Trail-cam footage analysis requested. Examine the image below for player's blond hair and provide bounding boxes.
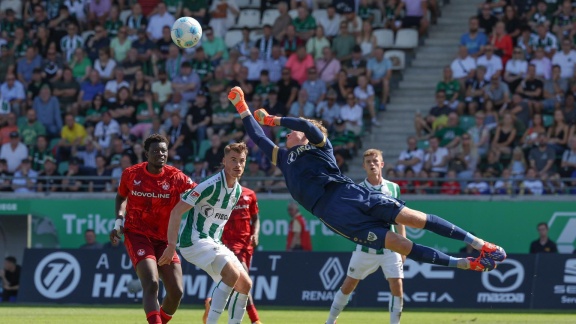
[301,118,328,137]
[363,149,383,161]
[224,142,248,156]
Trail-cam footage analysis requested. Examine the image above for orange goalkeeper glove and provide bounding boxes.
[254,109,276,127]
[228,86,249,114]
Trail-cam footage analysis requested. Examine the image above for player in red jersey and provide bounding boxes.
[109,134,196,324]
[202,185,262,324]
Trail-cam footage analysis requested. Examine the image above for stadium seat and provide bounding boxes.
[261,9,280,26]
[120,10,131,24]
[459,115,476,131]
[236,9,261,28]
[250,29,263,42]
[312,9,327,22]
[49,138,60,151]
[371,9,383,28]
[384,50,405,70]
[224,29,243,48]
[543,114,554,127]
[236,0,252,8]
[197,140,212,160]
[417,139,430,150]
[393,29,419,49]
[58,161,69,175]
[288,9,298,19]
[373,29,394,48]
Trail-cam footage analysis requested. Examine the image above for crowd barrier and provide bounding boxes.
[19,249,576,309]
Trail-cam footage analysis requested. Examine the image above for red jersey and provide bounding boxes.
[222,187,259,251]
[118,163,196,241]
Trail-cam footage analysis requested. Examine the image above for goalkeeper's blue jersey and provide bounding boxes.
[276,139,354,213]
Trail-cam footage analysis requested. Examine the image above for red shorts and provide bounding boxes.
[124,231,180,268]
[229,246,254,269]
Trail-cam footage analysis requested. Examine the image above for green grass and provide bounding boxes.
[0,305,575,323]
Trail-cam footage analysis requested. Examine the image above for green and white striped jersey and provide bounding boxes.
[355,178,401,255]
[178,170,242,248]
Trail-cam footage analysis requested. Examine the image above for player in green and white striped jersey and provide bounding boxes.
[159,143,251,324]
[327,149,405,324]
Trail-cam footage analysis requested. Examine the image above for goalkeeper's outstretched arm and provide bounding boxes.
[279,117,326,147]
[239,110,280,165]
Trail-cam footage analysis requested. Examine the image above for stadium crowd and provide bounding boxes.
[0,0,574,195]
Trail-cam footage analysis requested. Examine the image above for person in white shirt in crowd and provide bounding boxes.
[476,44,503,81]
[0,73,26,114]
[146,2,175,41]
[354,75,380,126]
[465,170,490,195]
[11,158,37,193]
[208,0,239,38]
[0,131,28,173]
[94,111,120,152]
[504,47,528,92]
[396,136,425,174]
[467,111,491,157]
[451,45,477,83]
[151,70,172,107]
[301,67,326,106]
[530,46,552,80]
[288,89,315,118]
[315,89,341,129]
[318,5,341,39]
[340,93,364,135]
[520,168,544,195]
[75,138,101,169]
[60,22,83,62]
[104,67,129,103]
[531,23,558,57]
[424,136,450,178]
[266,45,287,83]
[306,26,330,60]
[552,39,576,79]
[316,47,341,85]
[243,48,266,84]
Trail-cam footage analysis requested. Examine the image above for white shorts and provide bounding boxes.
[346,250,404,280]
[179,239,245,282]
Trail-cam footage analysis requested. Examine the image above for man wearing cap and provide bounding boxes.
[11,158,37,193]
[0,131,28,173]
[37,156,60,192]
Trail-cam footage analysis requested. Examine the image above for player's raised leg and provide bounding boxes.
[394,207,507,262]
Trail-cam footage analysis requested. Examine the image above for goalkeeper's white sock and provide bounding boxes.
[326,289,350,324]
[227,291,249,324]
[389,295,403,324]
[206,281,233,324]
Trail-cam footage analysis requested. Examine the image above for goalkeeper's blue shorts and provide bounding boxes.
[312,182,406,250]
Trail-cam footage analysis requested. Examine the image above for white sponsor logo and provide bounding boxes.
[378,291,454,303]
[403,259,455,279]
[131,191,170,198]
[478,259,525,303]
[367,232,377,241]
[319,257,344,290]
[564,259,576,283]
[162,182,170,190]
[406,227,425,239]
[133,180,141,186]
[548,212,576,253]
[554,259,576,304]
[34,252,81,299]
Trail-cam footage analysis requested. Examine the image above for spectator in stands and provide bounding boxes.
[551,0,573,40]
[552,39,576,79]
[516,64,544,114]
[149,69,171,107]
[342,46,366,87]
[468,111,491,157]
[318,5,341,39]
[560,137,576,179]
[0,113,18,146]
[521,114,546,150]
[0,131,28,174]
[60,22,83,62]
[204,133,225,172]
[89,155,112,192]
[0,158,11,192]
[58,113,87,160]
[490,22,513,66]
[37,155,60,192]
[547,109,570,155]
[80,229,103,249]
[266,45,288,83]
[265,89,287,117]
[255,70,275,100]
[17,47,42,85]
[69,48,92,83]
[529,133,557,177]
[209,91,235,137]
[354,74,379,126]
[86,24,111,63]
[529,222,558,253]
[53,68,81,114]
[493,168,516,194]
[93,47,116,81]
[285,45,315,85]
[491,112,517,156]
[110,26,132,63]
[315,89,341,129]
[481,149,504,177]
[189,156,210,183]
[104,67,129,103]
[131,92,159,139]
[110,153,132,188]
[208,0,239,38]
[0,256,20,302]
[0,44,15,82]
[328,22,356,58]
[146,2,175,41]
[441,170,461,195]
[42,46,65,83]
[542,65,568,113]
[453,132,478,185]
[29,135,51,172]
[531,46,552,80]
[75,138,100,169]
[397,0,429,37]
[236,27,254,58]
[328,118,356,161]
[10,27,30,60]
[414,91,451,137]
[424,136,449,178]
[532,23,558,57]
[164,45,183,81]
[33,85,62,138]
[465,170,490,195]
[131,29,154,69]
[528,1,550,30]
[293,6,316,41]
[125,3,147,41]
[340,93,363,135]
[451,45,477,83]
[255,24,278,61]
[171,62,200,103]
[166,112,192,160]
[504,47,528,93]
[78,70,105,110]
[356,20,377,58]
[502,5,522,39]
[478,2,498,35]
[18,109,46,148]
[396,136,425,175]
[0,73,25,115]
[229,66,254,101]
[301,67,326,106]
[520,167,544,195]
[460,16,487,58]
[314,47,340,86]
[343,9,362,37]
[241,157,266,192]
[414,170,434,194]
[34,25,51,59]
[94,111,119,151]
[484,73,510,110]
[11,157,37,193]
[476,45,503,81]
[163,91,189,130]
[306,25,330,60]
[272,2,293,41]
[436,66,462,111]
[367,47,392,110]
[435,112,464,149]
[288,88,315,118]
[243,48,266,85]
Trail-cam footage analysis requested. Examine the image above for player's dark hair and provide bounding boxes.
[5,256,16,264]
[224,142,248,156]
[144,134,169,151]
[537,222,548,229]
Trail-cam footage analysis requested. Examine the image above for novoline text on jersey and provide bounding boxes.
[131,190,171,198]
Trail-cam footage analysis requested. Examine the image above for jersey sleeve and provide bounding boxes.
[181,181,215,206]
[249,191,259,215]
[394,183,401,199]
[118,169,131,197]
[280,117,326,147]
[177,172,197,193]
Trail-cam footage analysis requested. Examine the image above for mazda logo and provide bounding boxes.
[481,259,524,292]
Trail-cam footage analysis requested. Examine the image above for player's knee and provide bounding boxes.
[142,278,160,295]
[340,277,358,295]
[167,282,184,300]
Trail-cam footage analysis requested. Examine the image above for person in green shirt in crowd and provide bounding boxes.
[292,6,316,41]
[209,92,236,136]
[0,9,23,39]
[29,135,53,172]
[202,27,228,65]
[182,0,208,25]
[191,47,213,83]
[436,66,463,111]
[104,5,124,38]
[254,70,276,100]
[329,119,358,160]
[133,92,162,138]
[69,48,92,82]
[207,65,229,104]
[85,94,109,124]
[18,109,46,148]
[331,21,356,61]
[435,112,465,148]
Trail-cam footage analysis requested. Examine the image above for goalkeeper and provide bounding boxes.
[227,87,505,271]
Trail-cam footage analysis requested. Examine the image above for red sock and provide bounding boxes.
[146,310,162,324]
[246,304,259,322]
[160,307,173,324]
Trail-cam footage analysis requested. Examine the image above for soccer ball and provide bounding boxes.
[171,17,202,49]
[127,278,142,293]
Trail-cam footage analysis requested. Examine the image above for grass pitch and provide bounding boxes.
[0,305,574,323]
